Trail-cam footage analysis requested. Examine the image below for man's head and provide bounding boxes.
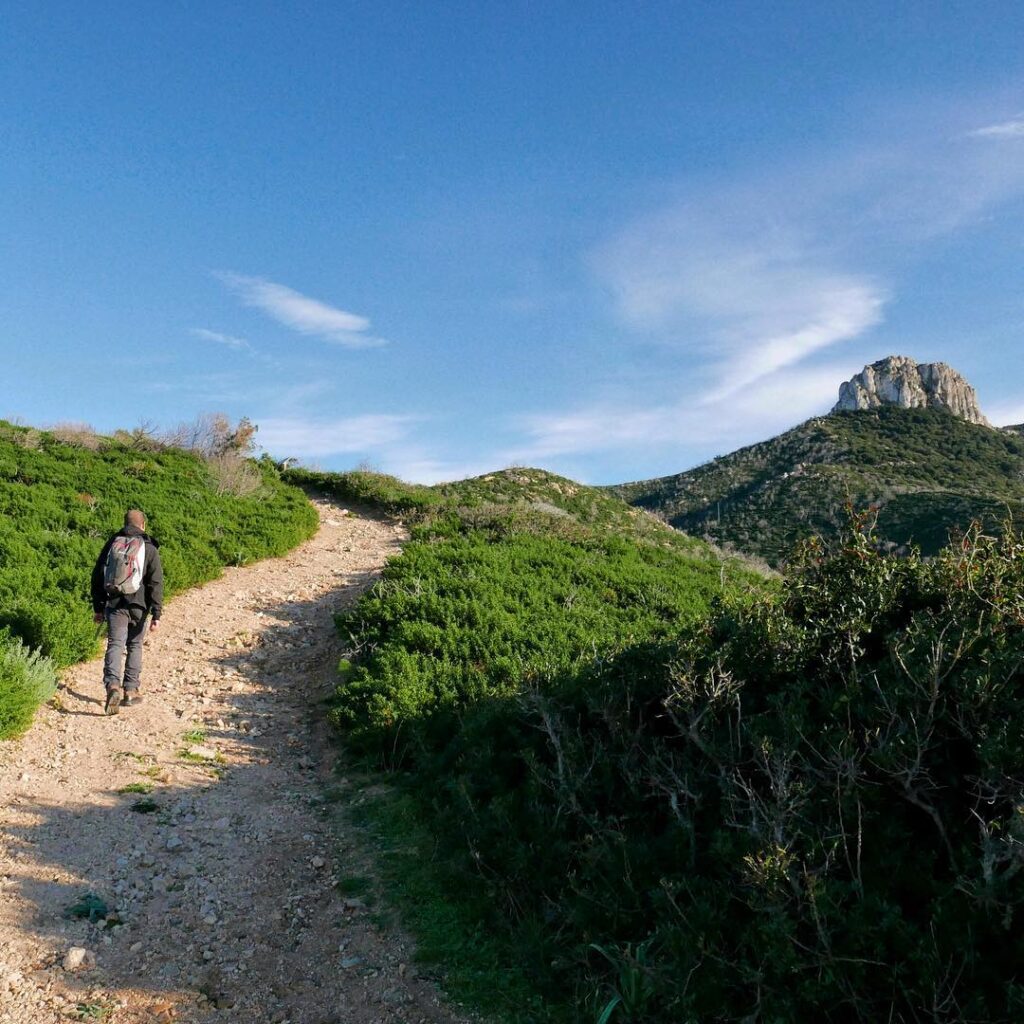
[124,509,146,531]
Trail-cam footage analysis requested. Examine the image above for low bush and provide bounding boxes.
[206,452,263,497]
[0,630,58,739]
[284,466,442,516]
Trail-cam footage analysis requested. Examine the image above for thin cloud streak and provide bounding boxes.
[594,103,1024,407]
[190,327,251,350]
[216,272,387,348]
[506,364,852,466]
[257,414,415,459]
[968,118,1024,138]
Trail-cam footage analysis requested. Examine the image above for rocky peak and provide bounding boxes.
[832,356,989,426]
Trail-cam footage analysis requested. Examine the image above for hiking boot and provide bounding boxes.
[104,688,122,716]
[122,691,143,707]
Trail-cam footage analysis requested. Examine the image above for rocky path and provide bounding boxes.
[0,501,467,1024]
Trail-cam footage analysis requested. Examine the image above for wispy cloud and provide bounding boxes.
[968,118,1024,139]
[190,327,251,351]
[588,101,1024,429]
[507,363,853,466]
[257,414,415,459]
[216,272,387,348]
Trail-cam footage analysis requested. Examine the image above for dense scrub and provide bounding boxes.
[0,421,317,731]
[334,466,1024,1020]
[614,407,1024,565]
[328,468,764,758]
[421,521,1024,1021]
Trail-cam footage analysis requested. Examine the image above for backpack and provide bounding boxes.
[104,535,147,598]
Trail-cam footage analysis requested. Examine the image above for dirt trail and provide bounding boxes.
[0,500,467,1024]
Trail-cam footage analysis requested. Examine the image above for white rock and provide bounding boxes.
[61,947,94,972]
[833,355,990,425]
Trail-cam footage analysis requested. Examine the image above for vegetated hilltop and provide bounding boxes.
[285,464,768,1016]
[0,419,317,739]
[291,470,766,741]
[614,368,1024,565]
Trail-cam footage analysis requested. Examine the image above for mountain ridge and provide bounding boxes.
[612,404,1024,565]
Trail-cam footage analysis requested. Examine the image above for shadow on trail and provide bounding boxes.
[0,518,454,1024]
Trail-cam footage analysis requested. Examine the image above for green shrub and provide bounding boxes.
[284,466,441,516]
[0,629,58,739]
[319,464,767,1017]
[331,471,764,760]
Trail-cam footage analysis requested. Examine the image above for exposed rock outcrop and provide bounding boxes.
[832,356,989,425]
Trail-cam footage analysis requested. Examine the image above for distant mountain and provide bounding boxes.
[613,358,1024,565]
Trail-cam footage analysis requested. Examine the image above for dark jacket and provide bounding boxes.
[91,526,164,622]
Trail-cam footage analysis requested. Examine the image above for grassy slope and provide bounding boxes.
[287,465,769,1019]
[612,407,1024,565]
[0,422,318,737]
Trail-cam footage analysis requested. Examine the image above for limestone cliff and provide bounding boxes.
[832,356,989,425]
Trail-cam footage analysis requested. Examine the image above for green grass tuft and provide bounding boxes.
[117,782,154,794]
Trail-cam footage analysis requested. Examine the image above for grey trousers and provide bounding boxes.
[103,608,148,693]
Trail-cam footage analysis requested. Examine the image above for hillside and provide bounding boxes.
[282,465,768,1018]
[290,462,1024,1020]
[0,420,317,737]
[612,406,1024,565]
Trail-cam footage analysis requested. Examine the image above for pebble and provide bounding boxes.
[310,856,326,869]
[166,836,183,852]
[61,947,94,972]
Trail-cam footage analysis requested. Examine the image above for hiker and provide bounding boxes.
[90,509,164,716]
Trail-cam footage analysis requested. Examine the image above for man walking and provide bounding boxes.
[91,509,164,716]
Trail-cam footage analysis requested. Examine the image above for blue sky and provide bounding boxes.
[3,3,1024,483]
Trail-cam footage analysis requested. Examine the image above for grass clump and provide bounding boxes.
[117,781,154,795]
[0,629,58,739]
[64,891,108,922]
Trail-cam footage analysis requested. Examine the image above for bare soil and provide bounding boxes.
[0,500,468,1024]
